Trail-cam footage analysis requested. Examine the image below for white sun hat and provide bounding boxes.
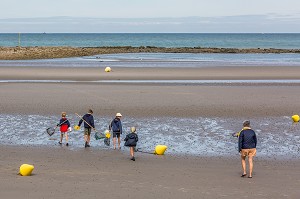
[116,113,122,117]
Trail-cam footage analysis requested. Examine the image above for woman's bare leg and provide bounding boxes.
[241,156,247,175]
[249,156,254,177]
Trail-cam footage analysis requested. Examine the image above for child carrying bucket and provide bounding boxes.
[124,127,138,161]
[58,112,71,146]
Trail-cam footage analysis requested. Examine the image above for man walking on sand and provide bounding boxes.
[238,120,257,178]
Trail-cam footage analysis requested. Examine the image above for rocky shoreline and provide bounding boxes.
[1,46,300,60]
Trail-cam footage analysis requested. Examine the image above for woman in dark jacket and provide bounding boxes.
[124,127,138,161]
[238,120,257,178]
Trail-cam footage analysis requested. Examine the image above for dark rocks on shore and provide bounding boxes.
[0,46,300,60]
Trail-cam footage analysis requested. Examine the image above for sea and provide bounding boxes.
[1,33,300,157]
[1,33,300,49]
[1,33,300,67]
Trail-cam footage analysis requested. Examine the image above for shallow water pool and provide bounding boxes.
[0,114,299,159]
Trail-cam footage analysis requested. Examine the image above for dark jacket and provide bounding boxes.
[109,117,122,134]
[78,114,94,129]
[58,118,70,127]
[124,133,138,147]
[238,129,257,152]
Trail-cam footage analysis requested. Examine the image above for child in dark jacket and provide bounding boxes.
[124,127,138,161]
[109,113,123,150]
[58,112,71,146]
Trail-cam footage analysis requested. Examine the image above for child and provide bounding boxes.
[109,113,123,150]
[124,127,138,161]
[58,112,71,146]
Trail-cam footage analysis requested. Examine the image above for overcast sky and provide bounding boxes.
[1,0,300,32]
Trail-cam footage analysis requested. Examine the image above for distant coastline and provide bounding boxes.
[1,46,300,60]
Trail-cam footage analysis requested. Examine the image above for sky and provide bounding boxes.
[1,0,300,33]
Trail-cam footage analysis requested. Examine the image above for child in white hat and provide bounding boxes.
[109,113,123,149]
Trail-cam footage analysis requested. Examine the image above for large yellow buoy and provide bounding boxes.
[292,115,300,122]
[105,67,111,72]
[154,145,167,155]
[19,164,34,176]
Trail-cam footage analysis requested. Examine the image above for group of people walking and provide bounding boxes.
[56,109,138,161]
[56,109,257,171]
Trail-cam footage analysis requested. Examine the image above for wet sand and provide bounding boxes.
[1,146,299,199]
[1,65,300,198]
[1,66,300,117]
[1,65,300,81]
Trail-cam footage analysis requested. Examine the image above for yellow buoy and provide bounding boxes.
[74,125,80,131]
[105,67,111,72]
[292,115,300,122]
[154,145,167,155]
[19,164,34,176]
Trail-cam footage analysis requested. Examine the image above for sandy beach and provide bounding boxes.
[1,145,300,199]
[1,64,300,198]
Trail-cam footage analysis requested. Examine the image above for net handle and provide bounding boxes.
[75,113,98,133]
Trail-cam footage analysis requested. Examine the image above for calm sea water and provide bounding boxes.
[1,33,300,49]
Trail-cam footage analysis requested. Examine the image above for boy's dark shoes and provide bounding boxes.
[58,141,62,145]
[131,157,135,161]
[85,142,88,148]
[66,143,69,146]
[241,174,247,177]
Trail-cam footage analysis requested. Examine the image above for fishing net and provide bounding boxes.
[94,132,106,140]
[46,127,55,136]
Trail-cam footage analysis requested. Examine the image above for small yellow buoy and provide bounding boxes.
[105,67,111,72]
[154,145,167,155]
[19,164,34,176]
[74,125,80,131]
[292,115,300,122]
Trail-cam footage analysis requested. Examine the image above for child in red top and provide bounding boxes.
[58,112,71,146]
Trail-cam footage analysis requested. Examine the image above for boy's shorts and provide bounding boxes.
[241,148,256,157]
[113,132,121,138]
[84,128,92,136]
